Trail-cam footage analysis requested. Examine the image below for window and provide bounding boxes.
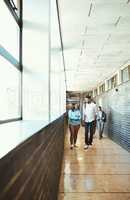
[99,84,105,94]
[108,79,111,90]
[0,0,22,123]
[88,91,93,97]
[111,75,117,89]
[122,65,130,83]
[107,75,117,90]
[0,57,21,120]
[129,65,130,78]
[94,88,98,97]
[0,1,19,59]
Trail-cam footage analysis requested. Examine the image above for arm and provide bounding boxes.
[83,108,86,121]
[94,105,97,120]
[68,110,72,120]
[102,111,106,122]
[77,110,81,120]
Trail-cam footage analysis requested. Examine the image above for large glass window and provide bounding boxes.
[0,0,21,123]
[0,56,21,120]
[0,1,19,60]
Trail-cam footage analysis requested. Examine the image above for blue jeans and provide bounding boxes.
[97,120,104,138]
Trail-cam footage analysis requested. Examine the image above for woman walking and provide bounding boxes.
[68,104,81,149]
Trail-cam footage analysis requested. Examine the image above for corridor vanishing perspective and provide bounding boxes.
[58,127,130,200]
[1,0,130,199]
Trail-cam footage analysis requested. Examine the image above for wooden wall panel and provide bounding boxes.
[0,116,66,200]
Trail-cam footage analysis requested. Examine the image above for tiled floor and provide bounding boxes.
[58,127,130,200]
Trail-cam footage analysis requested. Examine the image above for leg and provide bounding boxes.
[100,121,104,138]
[93,120,96,135]
[69,125,74,145]
[89,121,94,145]
[74,125,80,145]
[97,120,101,139]
[99,121,102,139]
[85,122,89,145]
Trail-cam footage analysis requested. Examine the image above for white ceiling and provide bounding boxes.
[59,0,130,91]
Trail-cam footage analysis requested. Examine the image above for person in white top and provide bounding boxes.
[83,96,97,149]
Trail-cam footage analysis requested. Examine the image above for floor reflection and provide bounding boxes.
[59,127,130,200]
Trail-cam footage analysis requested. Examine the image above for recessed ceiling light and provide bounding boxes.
[115,16,121,27]
[88,3,93,17]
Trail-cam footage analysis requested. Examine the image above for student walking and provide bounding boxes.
[68,104,81,149]
[96,106,106,139]
[83,97,97,149]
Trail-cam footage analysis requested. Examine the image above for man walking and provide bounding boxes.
[83,96,97,149]
[96,106,106,139]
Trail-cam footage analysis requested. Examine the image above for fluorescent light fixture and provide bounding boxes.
[88,3,93,17]
[115,16,121,27]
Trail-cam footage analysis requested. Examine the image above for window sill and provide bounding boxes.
[0,120,49,159]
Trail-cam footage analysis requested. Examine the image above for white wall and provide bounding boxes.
[22,0,66,122]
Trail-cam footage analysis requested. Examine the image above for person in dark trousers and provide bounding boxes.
[83,97,97,149]
[96,106,106,139]
[68,104,81,149]
[92,100,97,135]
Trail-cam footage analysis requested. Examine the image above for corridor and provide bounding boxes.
[1,0,130,199]
[58,127,130,200]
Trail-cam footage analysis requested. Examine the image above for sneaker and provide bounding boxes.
[70,145,73,149]
[74,144,78,148]
[84,145,88,149]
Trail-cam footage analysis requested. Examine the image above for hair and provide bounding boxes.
[75,104,80,109]
[86,95,91,99]
[71,103,75,111]
[98,106,102,110]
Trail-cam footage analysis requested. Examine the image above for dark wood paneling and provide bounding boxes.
[0,116,66,200]
[96,81,130,152]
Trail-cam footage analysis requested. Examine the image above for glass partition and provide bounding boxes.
[0,0,21,123]
[0,1,19,60]
[0,56,21,120]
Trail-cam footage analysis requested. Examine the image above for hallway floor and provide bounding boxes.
[58,127,130,200]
